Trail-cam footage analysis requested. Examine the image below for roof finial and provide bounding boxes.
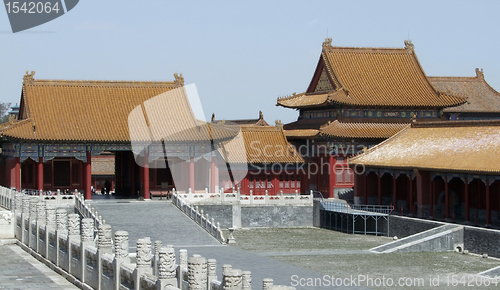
[404,39,414,53]
[275,120,283,129]
[23,71,35,84]
[259,110,263,120]
[211,113,215,122]
[174,73,184,86]
[475,68,484,79]
[323,37,332,48]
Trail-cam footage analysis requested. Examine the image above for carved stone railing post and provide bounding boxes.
[67,213,80,275]
[223,269,242,290]
[188,256,207,290]
[242,271,251,290]
[13,194,22,240]
[98,224,113,290]
[55,208,68,267]
[154,240,162,276]
[227,228,236,244]
[45,204,56,260]
[207,259,217,289]
[29,198,38,250]
[221,264,232,289]
[134,237,152,290]
[21,196,31,244]
[81,218,94,284]
[263,278,273,290]
[35,200,46,253]
[156,246,177,289]
[113,231,129,290]
[46,204,57,229]
[178,249,188,287]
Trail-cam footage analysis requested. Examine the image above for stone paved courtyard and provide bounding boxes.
[229,227,500,290]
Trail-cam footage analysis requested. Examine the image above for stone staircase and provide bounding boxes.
[370,224,464,253]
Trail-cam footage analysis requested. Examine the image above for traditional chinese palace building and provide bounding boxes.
[349,120,500,227]
[277,39,466,199]
[0,72,241,199]
[219,124,304,195]
[429,68,500,121]
[0,72,303,199]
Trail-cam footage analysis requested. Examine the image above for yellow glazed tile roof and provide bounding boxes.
[284,129,320,139]
[220,125,304,164]
[1,73,235,143]
[277,40,466,109]
[429,69,500,113]
[320,121,409,139]
[349,120,500,174]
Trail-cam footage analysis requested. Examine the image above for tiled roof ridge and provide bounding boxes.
[411,119,500,128]
[27,79,179,88]
[321,120,409,127]
[321,48,343,89]
[240,124,277,131]
[428,76,479,82]
[277,92,307,102]
[325,46,408,54]
[349,123,411,162]
[0,118,33,133]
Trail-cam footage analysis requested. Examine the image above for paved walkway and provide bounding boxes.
[0,241,78,289]
[90,200,368,290]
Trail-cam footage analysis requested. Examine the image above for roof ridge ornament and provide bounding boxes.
[404,39,414,53]
[323,37,332,48]
[275,120,283,129]
[475,68,484,79]
[23,71,35,84]
[174,73,184,86]
[259,110,264,120]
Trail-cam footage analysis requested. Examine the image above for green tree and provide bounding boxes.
[0,102,12,123]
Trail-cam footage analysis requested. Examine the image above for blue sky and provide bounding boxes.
[1,0,500,124]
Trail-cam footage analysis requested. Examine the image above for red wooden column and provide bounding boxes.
[392,173,397,207]
[272,174,279,195]
[130,153,136,196]
[139,159,144,196]
[430,178,434,219]
[84,151,92,200]
[486,179,491,226]
[302,165,309,194]
[143,152,150,199]
[14,157,21,190]
[377,172,382,205]
[210,157,217,193]
[189,157,195,192]
[464,178,470,222]
[445,176,450,219]
[363,173,368,205]
[328,155,335,199]
[37,157,44,194]
[409,177,414,216]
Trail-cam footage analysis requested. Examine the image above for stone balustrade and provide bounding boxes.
[172,192,226,244]
[1,186,296,290]
[74,191,105,228]
[173,188,313,206]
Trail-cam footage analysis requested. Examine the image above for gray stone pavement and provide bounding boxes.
[0,241,78,290]
[90,200,368,290]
